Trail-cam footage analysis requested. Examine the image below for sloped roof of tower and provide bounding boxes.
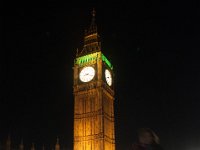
[78,8,101,57]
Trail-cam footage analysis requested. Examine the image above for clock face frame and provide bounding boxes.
[105,69,112,86]
[79,66,95,82]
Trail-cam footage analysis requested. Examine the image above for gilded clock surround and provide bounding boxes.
[73,9,115,150]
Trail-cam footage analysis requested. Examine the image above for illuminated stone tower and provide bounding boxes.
[73,9,115,150]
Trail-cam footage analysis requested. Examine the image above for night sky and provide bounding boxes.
[2,1,200,150]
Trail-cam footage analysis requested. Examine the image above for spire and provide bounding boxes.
[85,8,97,35]
[55,137,60,150]
[91,8,96,25]
[90,8,97,31]
[79,8,101,56]
[19,139,24,150]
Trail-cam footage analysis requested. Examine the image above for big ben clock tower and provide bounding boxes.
[73,9,115,150]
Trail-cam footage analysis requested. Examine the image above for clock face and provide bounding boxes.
[79,66,95,82]
[105,69,112,86]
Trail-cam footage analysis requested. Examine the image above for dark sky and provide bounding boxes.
[2,1,200,150]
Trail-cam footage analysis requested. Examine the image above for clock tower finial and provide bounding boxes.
[88,8,97,34]
[91,8,96,25]
[78,8,101,56]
